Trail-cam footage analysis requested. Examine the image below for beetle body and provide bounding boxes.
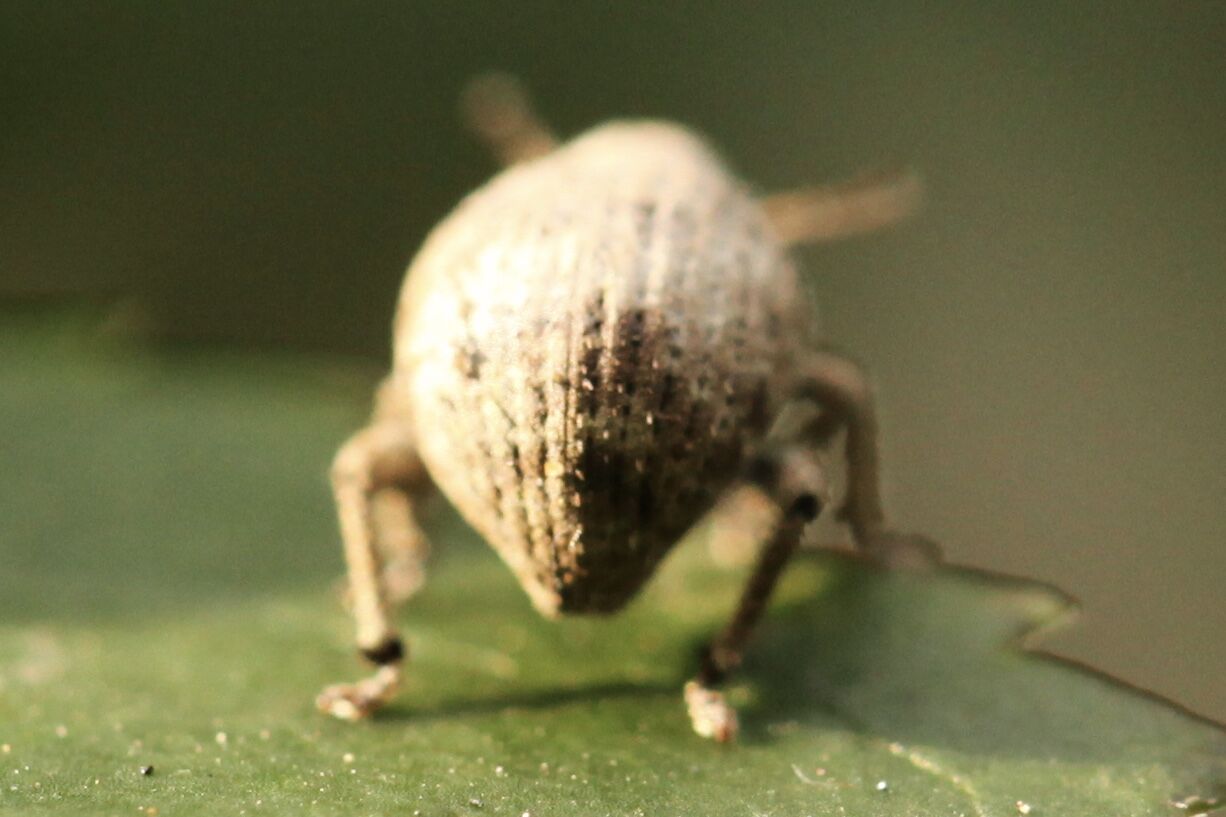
[317,77,927,739]
[393,122,810,615]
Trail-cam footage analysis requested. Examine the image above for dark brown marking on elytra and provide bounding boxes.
[455,345,486,380]
[658,372,677,413]
[606,451,626,525]
[636,478,657,528]
[579,440,600,494]
[577,291,606,410]
[611,192,654,532]
[580,345,603,396]
[505,431,535,555]
[532,381,559,572]
[447,361,502,522]
[749,376,770,433]
[472,395,506,518]
[450,291,506,520]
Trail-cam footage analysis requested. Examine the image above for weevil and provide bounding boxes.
[317,75,936,741]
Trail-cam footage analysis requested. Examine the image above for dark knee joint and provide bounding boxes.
[360,636,405,666]
[743,449,827,521]
[697,643,742,687]
[788,493,821,522]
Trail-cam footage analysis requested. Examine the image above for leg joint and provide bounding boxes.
[331,438,373,489]
[697,643,741,687]
[360,635,406,666]
[743,448,828,521]
[788,492,821,522]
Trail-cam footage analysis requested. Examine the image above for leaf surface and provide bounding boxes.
[2,314,1223,816]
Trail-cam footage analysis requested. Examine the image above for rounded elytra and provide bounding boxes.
[395,122,808,615]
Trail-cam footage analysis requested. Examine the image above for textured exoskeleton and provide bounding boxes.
[317,76,933,741]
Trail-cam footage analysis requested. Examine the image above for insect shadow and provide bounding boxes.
[380,680,677,725]
[368,547,1224,769]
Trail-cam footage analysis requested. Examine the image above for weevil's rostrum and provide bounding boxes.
[318,75,933,741]
[397,123,809,615]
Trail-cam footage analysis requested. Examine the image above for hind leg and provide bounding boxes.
[685,350,941,740]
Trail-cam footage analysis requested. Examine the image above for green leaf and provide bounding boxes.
[2,311,1224,817]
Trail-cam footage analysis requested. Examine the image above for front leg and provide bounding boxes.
[317,421,425,721]
[686,448,829,742]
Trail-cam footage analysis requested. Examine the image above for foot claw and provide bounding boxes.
[684,681,739,742]
[316,666,399,721]
[316,685,371,721]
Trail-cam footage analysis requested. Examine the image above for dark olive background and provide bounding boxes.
[3,3,1224,719]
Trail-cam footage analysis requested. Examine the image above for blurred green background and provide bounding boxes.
[3,2,1223,721]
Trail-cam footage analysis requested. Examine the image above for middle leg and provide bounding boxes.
[792,348,940,565]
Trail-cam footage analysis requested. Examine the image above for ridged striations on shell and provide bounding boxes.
[393,122,812,615]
